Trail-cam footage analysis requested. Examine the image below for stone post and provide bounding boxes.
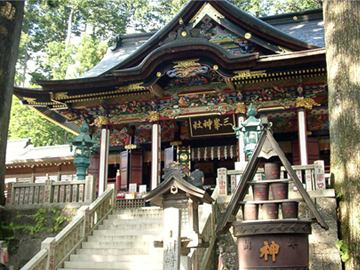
[43,179,53,204]
[77,205,90,238]
[6,183,14,205]
[217,167,228,196]
[85,175,96,203]
[314,160,326,190]
[163,207,181,270]
[41,237,55,270]
[180,255,190,270]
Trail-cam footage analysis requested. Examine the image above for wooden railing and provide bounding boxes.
[20,186,116,270]
[189,185,219,270]
[217,160,331,196]
[6,176,96,208]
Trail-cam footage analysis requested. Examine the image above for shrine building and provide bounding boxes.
[13,1,328,194]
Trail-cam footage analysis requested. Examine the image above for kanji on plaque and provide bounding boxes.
[189,115,236,138]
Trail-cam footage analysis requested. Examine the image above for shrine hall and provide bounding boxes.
[12,1,328,194]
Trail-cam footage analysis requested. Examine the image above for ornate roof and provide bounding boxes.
[13,1,326,133]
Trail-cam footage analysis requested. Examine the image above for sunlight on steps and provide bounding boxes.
[58,206,164,270]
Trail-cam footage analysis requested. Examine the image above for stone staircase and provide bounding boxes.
[58,207,164,270]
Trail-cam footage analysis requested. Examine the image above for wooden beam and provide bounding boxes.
[148,84,164,98]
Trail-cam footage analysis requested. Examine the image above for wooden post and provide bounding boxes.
[98,127,110,196]
[237,114,246,164]
[297,107,308,165]
[151,123,161,190]
[163,207,181,270]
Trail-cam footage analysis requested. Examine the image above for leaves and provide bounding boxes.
[9,96,75,146]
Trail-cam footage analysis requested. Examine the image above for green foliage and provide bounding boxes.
[71,34,107,77]
[273,0,322,14]
[336,239,350,262]
[44,41,75,80]
[8,96,76,146]
[3,208,70,236]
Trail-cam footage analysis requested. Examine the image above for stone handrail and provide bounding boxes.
[189,185,219,270]
[6,176,96,208]
[20,186,116,270]
[217,160,329,196]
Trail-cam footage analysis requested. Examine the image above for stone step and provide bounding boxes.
[92,229,161,236]
[101,218,163,226]
[76,248,163,256]
[69,254,162,263]
[81,241,157,249]
[62,260,162,269]
[106,213,163,220]
[112,207,162,213]
[87,234,161,242]
[98,224,162,231]
[99,224,162,231]
[58,207,165,270]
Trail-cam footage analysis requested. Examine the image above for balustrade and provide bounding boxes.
[217,160,331,196]
[20,186,115,270]
[6,176,96,208]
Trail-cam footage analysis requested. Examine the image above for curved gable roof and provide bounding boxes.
[80,0,320,79]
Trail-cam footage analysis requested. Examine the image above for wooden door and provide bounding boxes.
[130,150,143,187]
[292,138,320,165]
[120,150,129,190]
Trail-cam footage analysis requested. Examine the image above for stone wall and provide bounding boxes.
[215,192,342,270]
[1,207,77,270]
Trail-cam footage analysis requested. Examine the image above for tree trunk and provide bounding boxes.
[323,1,360,269]
[0,1,24,205]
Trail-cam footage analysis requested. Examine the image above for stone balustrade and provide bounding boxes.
[20,186,116,270]
[6,175,96,209]
[188,185,219,270]
[217,160,331,196]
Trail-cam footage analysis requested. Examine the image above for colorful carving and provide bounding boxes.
[161,120,178,142]
[134,124,152,144]
[307,114,329,131]
[109,127,131,146]
[59,81,326,127]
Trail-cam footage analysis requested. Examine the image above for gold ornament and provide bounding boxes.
[235,103,246,114]
[125,144,137,150]
[173,59,200,69]
[91,116,109,127]
[149,111,160,122]
[244,33,252,39]
[170,141,183,146]
[296,97,320,109]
